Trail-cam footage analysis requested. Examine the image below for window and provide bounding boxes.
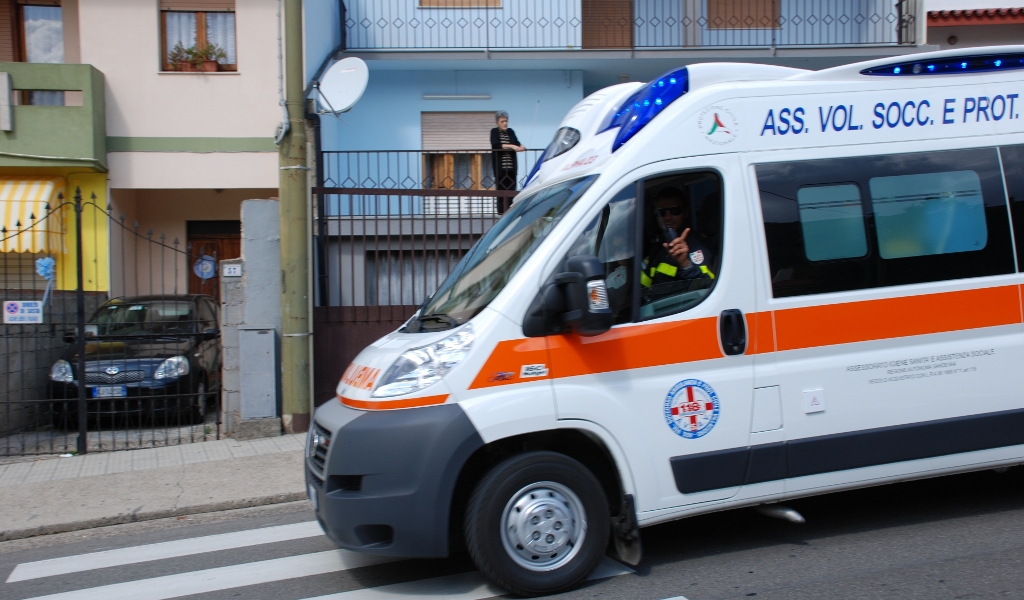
[18,2,63,105]
[639,172,723,320]
[1000,144,1024,268]
[566,184,638,324]
[160,1,236,72]
[797,184,867,261]
[757,148,1014,298]
[870,171,987,259]
[707,0,780,29]
[421,112,497,191]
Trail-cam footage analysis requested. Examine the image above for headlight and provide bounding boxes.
[372,325,474,398]
[50,359,73,383]
[154,356,190,380]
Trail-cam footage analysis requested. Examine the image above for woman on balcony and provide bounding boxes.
[491,110,525,215]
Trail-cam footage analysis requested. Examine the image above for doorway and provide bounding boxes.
[187,221,241,303]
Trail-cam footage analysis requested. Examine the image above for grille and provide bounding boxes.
[85,371,146,384]
[309,422,332,484]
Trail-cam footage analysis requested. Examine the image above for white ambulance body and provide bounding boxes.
[308,46,1024,596]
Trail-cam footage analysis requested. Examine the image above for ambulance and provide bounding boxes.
[307,46,1024,596]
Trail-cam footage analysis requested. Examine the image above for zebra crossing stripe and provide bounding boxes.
[19,549,399,600]
[299,557,635,600]
[6,520,324,583]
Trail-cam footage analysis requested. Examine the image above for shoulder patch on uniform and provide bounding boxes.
[689,250,704,265]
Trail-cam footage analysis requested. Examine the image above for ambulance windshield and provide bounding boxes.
[406,176,597,332]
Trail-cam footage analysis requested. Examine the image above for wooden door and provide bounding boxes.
[187,233,241,303]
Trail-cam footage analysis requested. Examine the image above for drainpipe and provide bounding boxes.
[279,0,311,434]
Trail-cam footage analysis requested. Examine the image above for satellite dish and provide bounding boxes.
[317,57,368,114]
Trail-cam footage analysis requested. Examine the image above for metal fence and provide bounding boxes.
[312,149,540,403]
[0,190,222,456]
[344,0,917,50]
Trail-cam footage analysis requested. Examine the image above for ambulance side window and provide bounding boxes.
[566,184,636,325]
[638,171,724,320]
[758,148,1014,298]
[999,144,1024,268]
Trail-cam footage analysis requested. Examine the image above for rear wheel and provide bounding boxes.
[464,451,610,597]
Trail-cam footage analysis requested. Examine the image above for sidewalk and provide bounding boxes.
[0,434,307,541]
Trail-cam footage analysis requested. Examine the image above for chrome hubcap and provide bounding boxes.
[501,481,586,571]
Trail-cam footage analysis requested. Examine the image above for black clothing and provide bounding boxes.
[641,239,715,288]
[491,127,520,214]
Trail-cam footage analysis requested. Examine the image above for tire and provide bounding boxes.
[189,380,207,424]
[464,451,610,597]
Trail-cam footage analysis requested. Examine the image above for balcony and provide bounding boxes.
[0,63,106,171]
[344,0,918,51]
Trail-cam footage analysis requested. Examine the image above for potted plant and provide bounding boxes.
[168,42,194,71]
[190,43,228,72]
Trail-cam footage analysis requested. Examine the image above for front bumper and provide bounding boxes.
[306,401,483,558]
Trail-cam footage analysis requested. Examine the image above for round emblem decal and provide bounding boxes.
[697,105,739,146]
[664,379,720,439]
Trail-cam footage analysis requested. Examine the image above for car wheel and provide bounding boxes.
[190,381,207,424]
[464,451,610,597]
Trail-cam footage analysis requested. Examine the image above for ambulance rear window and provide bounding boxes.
[869,170,987,259]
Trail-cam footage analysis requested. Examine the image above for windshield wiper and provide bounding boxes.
[403,313,458,333]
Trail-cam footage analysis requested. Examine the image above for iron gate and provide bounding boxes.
[0,189,222,456]
[311,149,542,404]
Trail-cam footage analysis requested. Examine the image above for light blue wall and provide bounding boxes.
[304,0,342,84]
[319,69,584,152]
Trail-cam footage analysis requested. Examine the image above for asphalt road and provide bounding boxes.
[3,465,1024,600]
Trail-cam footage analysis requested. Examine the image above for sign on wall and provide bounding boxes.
[3,300,42,324]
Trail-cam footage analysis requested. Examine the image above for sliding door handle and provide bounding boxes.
[719,309,747,356]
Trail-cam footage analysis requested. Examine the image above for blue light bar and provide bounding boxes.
[600,67,689,153]
[861,52,1024,76]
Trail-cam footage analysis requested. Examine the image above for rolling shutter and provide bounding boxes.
[707,0,780,29]
[421,112,496,151]
[582,0,633,49]
[160,0,234,11]
[0,1,14,62]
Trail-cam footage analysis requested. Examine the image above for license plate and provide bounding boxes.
[91,386,127,398]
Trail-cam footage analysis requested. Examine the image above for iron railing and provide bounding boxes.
[315,149,542,309]
[344,0,918,50]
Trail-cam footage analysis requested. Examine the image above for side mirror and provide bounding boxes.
[200,329,220,341]
[523,255,612,338]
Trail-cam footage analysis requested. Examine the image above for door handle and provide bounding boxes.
[719,309,747,356]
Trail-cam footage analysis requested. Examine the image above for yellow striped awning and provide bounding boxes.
[0,177,66,253]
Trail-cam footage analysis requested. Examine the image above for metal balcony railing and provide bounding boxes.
[344,0,917,50]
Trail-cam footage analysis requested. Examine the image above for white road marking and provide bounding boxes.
[300,557,635,599]
[7,520,325,583]
[19,549,399,600]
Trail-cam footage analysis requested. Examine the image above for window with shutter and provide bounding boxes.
[160,0,237,72]
[707,0,780,29]
[582,0,633,49]
[421,112,496,190]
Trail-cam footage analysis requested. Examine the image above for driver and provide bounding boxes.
[641,187,715,289]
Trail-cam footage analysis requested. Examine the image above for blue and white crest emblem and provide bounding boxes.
[664,379,720,439]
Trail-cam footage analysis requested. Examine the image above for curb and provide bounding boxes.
[0,491,307,542]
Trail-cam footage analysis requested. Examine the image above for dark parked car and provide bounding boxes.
[49,295,221,425]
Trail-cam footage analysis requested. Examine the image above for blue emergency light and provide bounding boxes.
[600,67,689,152]
[861,52,1024,76]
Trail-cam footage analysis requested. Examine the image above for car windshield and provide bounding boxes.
[88,301,196,336]
[408,175,597,331]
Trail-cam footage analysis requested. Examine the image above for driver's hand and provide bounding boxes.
[664,228,691,267]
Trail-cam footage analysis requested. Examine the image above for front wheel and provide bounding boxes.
[464,451,610,597]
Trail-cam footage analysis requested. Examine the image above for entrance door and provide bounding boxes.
[187,221,241,303]
[550,159,759,513]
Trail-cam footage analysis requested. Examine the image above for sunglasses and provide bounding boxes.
[657,206,684,217]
